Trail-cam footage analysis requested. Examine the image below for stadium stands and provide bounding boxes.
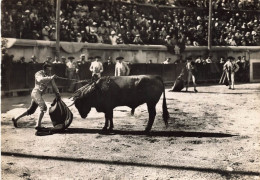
[1,0,260,46]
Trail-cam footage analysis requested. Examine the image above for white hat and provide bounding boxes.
[111,31,116,35]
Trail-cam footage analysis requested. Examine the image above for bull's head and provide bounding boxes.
[71,81,97,118]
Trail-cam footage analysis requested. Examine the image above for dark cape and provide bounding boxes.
[49,98,73,131]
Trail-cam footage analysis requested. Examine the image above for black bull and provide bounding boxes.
[71,75,169,132]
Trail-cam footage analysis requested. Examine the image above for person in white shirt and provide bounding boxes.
[115,57,130,76]
[12,63,60,129]
[89,56,104,80]
[109,31,118,45]
[223,56,239,90]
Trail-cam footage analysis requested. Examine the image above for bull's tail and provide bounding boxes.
[162,86,169,127]
[156,76,169,127]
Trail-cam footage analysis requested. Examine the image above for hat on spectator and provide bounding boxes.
[88,56,93,60]
[118,34,122,37]
[116,57,124,60]
[17,1,22,5]
[126,32,130,34]
[227,56,234,60]
[31,55,36,59]
[68,56,75,60]
[25,10,30,13]
[136,34,140,37]
[80,54,86,58]
[111,31,116,35]
[95,56,101,59]
[166,35,170,38]
[93,22,97,26]
[61,56,66,59]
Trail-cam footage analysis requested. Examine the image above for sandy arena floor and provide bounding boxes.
[1,83,260,180]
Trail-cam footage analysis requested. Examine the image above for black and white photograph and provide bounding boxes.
[1,0,260,179]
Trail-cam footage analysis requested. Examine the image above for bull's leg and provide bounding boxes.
[108,110,114,131]
[103,114,109,131]
[145,104,156,132]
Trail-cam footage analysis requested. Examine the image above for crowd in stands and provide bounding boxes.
[1,0,260,47]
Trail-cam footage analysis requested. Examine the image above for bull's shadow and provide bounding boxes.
[60,128,236,138]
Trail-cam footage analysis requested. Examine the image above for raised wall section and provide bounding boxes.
[2,38,260,86]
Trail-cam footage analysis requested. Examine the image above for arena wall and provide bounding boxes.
[3,38,260,83]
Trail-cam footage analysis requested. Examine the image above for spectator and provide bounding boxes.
[116,34,124,44]
[18,57,26,64]
[205,56,213,63]
[219,57,225,64]
[88,30,98,43]
[45,56,53,64]
[163,57,171,64]
[89,56,104,80]
[124,32,134,44]
[28,55,38,64]
[103,56,114,66]
[115,56,130,76]
[133,34,144,45]
[77,54,87,65]
[109,31,118,45]
[61,56,66,64]
[195,56,203,63]
[66,56,79,92]
[52,56,62,64]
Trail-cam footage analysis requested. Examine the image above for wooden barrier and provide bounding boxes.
[2,63,240,94]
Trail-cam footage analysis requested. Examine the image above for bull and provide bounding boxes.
[70,75,169,132]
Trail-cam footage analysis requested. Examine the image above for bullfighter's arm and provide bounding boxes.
[35,71,54,84]
[51,79,60,95]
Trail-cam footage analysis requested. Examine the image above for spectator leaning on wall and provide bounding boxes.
[115,56,130,77]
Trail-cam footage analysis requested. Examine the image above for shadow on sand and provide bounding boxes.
[2,151,259,177]
[58,128,237,138]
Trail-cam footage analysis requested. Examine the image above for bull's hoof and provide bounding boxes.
[102,127,108,131]
[145,128,151,132]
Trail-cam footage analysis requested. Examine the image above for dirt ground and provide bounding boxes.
[1,83,260,180]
